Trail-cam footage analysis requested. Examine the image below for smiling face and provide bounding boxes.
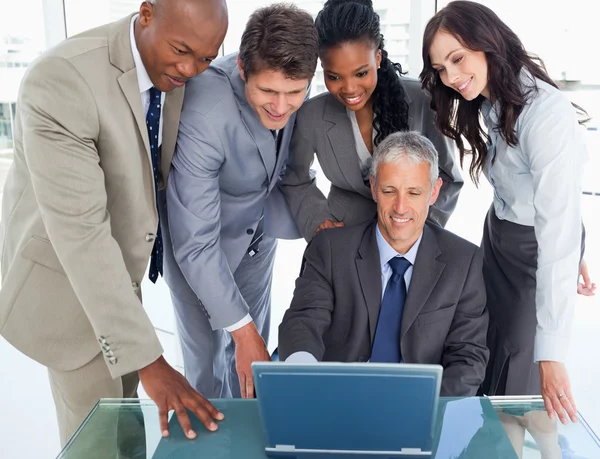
[371,158,442,254]
[320,40,382,112]
[428,30,490,101]
[135,0,228,92]
[239,59,309,130]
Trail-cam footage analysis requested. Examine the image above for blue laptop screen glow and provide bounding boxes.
[253,363,442,455]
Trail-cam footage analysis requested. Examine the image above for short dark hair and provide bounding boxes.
[239,3,318,80]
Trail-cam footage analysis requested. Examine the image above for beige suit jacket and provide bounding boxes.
[0,14,184,379]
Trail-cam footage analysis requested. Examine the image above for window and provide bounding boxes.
[64,0,141,36]
[0,0,46,156]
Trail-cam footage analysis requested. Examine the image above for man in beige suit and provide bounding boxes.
[0,0,228,448]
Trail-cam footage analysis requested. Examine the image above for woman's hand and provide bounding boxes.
[577,259,596,296]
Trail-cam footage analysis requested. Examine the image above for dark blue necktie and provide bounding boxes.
[370,256,412,363]
[147,86,163,283]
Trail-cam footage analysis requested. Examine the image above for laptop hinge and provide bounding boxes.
[401,448,423,454]
[275,444,296,451]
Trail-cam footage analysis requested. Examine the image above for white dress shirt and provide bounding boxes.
[481,69,588,363]
[347,108,375,182]
[130,15,165,146]
[286,225,423,363]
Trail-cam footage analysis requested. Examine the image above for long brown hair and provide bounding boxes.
[420,1,585,184]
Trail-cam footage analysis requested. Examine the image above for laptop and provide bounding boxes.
[252,362,442,458]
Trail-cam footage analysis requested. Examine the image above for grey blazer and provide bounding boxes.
[278,221,489,397]
[280,77,463,241]
[160,53,300,330]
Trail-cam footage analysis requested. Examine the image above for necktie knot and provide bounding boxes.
[388,256,411,279]
[149,86,161,105]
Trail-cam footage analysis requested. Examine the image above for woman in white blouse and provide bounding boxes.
[422,0,593,424]
[279,0,463,241]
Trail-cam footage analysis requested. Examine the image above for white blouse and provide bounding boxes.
[482,70,588,363]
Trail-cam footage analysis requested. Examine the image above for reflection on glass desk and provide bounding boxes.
[57,397,600,459]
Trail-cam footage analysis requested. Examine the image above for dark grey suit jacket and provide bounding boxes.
[278,221,489,396]
[280,76,463,241]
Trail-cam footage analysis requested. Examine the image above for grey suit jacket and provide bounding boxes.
[280,77,463,241]
[0,15,182,378]
[279,221,489,396]
[161,53,300,330]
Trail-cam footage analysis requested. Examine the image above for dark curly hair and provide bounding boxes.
[315,0,410,146]
[420,1,588,184]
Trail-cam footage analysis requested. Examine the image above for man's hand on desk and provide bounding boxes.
[138,355,224,439]
[231,321,271,398]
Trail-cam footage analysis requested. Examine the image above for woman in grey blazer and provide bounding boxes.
[422,1,591,424]
[279,0,463,241]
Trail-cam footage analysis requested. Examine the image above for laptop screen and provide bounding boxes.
[252,362,442,455]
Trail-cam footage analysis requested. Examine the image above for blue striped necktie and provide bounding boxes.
[147,86,163,283]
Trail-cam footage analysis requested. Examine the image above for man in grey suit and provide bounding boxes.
[279,131,489,396]
[161,4,318,399]
[0,0,228,446]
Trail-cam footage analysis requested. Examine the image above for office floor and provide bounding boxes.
[1,159,599,459]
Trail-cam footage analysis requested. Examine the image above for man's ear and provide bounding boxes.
[237,55,246,81]
[429,177,443,206]
[370,175,377,202]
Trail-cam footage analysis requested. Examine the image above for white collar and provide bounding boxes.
[130,14,153,94]
[375,223,422,268]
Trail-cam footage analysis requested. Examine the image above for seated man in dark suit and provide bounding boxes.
[278,131,489,396]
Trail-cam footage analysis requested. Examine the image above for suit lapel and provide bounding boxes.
[355,223,383,343]
[323,95,372,199]
[231,67,276,181]
[160,86,185,188]
[118,70,150,156]
[400,226,446,340]
[109,15,152,168]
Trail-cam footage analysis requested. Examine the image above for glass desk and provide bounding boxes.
[57,396,600,459]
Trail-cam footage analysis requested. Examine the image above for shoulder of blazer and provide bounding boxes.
[425,222,477,262]
[297,92,336,123]
[319,220,376,255]
[40,25,113,64]
[399,75,433,108]
[30,15,134,82]
[181,66,237,119]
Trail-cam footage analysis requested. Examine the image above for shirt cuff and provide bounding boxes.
[534,330,570,363]
[285,351,318,363]
[224,314,252,332]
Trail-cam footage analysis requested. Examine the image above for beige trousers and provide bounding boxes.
[48,352,140,449]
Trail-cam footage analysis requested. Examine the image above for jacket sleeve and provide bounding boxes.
[166,108,251,330]
[279,109,332,241]
[420,93,463,227]
[441,247,489,396]
[278,230,335,360]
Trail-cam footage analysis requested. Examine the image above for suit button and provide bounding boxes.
[145,233,156,242]
[246,229,254,235]
[132,282,140,289]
